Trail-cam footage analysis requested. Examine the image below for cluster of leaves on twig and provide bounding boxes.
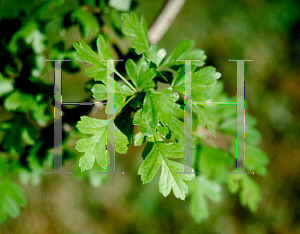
[73,12,269,222]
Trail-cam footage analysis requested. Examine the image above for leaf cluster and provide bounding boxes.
[73,12,222,201]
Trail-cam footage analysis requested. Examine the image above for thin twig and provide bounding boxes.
[115,95,135,115]
[194,126,232,152]
[148,0,186,45]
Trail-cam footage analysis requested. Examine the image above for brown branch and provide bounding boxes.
[148,0,186,45]
[194,126,232,152]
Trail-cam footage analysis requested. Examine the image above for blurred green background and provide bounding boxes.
[1,0,300,233]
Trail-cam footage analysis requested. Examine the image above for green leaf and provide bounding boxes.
[31,102,51,127]
[198,145,234,182]
[91,84,107,101]
[138,142,195,200]
[75,35,133,112]
[75,116,128,171]
[142,91,175,128]
[71,8,100,39]
[121,12,149,56]
[115,106,134,145]
[170,117,184,141]
[162,40,206,67]
[134,132,145,146]
[140,123,155,137]
[73,35,113,83]
[148,44,166,67]
[3,91,50,127]
[0,180,26,223]
[125,58,156,90]
[172,66,221,102]
[0,74,13,97]
[133,109,143,125]
[193,105,216,137]
[157,124,169,137]
[189,176,222,223]
[0,0,34,20]
[114,124,129,154]
[244,143,269,176]
[142,91,183,140]
[228,174,261,212]
[228,124,268,176]
[8,21,45,54]
[4,91,37,113]
[91,78,132,113]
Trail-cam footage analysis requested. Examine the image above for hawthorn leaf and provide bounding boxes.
[134,132,145,146]
[170,116,184,141]
[198,145,234,182]
[114,123,129,154]
[148,44,167,67]
[172,66,221,102]
[244,143,269,176]
[138,142,195,200]
[193,105,216,137]
[125,58,156,90]
[228,174,261,212]
[189,176,222,223]
[140,123,155,137]
[92,82,132,113]
[121,12,149,56]
[142,91,175,128]
[157,124,169,137]
[142,141,154,160]
[162,40,206,67]
[133,109,143,125]
[73,35,113,83]
[75,116,128,172]
[91,84,106,101]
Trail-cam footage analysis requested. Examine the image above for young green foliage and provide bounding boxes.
[138,142,195,200]
[73,12,268,218]
[73,12,221,201]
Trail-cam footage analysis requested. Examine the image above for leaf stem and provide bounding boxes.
[115,95,136,115]
[114,69,137,93]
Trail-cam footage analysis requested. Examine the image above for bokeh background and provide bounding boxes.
[1,0,300,233]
